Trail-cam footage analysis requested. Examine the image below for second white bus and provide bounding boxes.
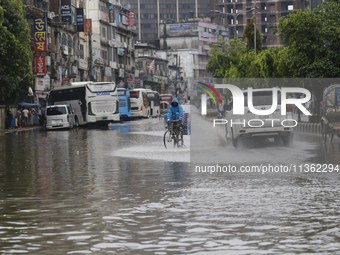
[48,82,119,126]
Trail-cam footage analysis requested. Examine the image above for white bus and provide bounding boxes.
[145,90,160,118]
[132,89,160,118]
[129,89,150,118]
[49,82,119,126]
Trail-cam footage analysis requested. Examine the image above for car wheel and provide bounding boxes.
[231,128,238,148]
[282,133,293,146]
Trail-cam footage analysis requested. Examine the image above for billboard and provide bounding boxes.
[34,18,47,52]
[76,8,84,32]
[61,0,72,23]
[35,56,46,76]
[85,19,92,36]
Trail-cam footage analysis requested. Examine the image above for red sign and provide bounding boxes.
[128,11,135,26]
[127,74,134,83]
[85,19,92,36]
[35,56,46,76]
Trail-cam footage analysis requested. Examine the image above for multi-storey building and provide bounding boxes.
[127,0,212,43]
[159,18,229,79]
[212,0,316,49]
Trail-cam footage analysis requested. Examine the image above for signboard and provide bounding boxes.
[119,68,124,78]
[75,49,83,57]
[61,0,71,23]
[105,67,111,76]
[35,56,46,76]
[128,11,135,26]
[135,77,141,88]
[34,18,47,52]
[118,47,124,56]
[85,19,92,36]
[122,15,128,25]
[100,11,109,23]
[170,24,190,31]
[35,74,50,91]
[109,5,115,23]
[76,8,84,32]
[116,12,120,26]
[127,73,134,84]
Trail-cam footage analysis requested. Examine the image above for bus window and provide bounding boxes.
[130,91,139,98]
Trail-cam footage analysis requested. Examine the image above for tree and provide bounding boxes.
[0,0,32,103]
[243,18,262,53]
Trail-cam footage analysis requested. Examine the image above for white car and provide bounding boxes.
[225,88,294,147]
[45,105,74,130]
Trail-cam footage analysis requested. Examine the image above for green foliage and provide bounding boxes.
[206,1,340,89]
[243,18,262,53]
[0,0,32,103]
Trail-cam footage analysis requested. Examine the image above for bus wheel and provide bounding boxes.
[75,117,79,127]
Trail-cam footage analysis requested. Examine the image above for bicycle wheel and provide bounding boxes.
[173,130,178,148]
[163,130,172,149]
[177,130,184,148]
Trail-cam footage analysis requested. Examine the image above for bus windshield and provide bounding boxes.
[87,83,116,93]
[117,90,126,96]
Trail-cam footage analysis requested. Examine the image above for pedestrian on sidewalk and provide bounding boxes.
[22,107,29,127]
[6,106,13,129]
[16,108,22,128]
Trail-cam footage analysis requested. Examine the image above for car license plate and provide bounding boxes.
[102,117,107,120]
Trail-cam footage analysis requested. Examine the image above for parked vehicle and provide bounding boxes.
[145,90,160,118]
[129,89,150,118]
[225,88,294,147]
[117,88,131,119]
[321,84,340,143]
[49,82,119,126]
[45,105,74,130]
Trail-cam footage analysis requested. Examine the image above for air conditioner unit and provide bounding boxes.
[47,12,53,20]
[48,38,51,44]
[48,26,51,34]
[124,42,127,48]
[70,56,75,62]
[69,48,74,55]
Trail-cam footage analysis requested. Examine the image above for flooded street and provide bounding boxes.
[1,115,340,254]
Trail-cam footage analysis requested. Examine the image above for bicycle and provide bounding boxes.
[163,120,184,149]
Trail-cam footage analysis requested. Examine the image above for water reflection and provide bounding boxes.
[0,119,340,254]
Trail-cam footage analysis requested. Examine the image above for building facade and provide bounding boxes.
[127,0,213,42]
[22,0,137,105]
[212,0,312,49]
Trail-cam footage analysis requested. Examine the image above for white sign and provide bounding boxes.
[35,74,50,91]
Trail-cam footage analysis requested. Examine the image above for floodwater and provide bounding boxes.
[0,113,340,254]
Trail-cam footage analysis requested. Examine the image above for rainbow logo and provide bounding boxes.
[197,82,222,115]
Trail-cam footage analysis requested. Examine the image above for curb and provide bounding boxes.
[295,122,321,134]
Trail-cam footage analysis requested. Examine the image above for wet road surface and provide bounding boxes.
[0,115,340,254]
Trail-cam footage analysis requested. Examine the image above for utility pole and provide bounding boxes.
[88,32,93,81]
[254,0,256,55]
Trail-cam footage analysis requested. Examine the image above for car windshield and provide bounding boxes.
[47,107,67,115]
[244,91,281,106]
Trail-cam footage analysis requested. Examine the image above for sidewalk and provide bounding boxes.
[1,126,43,135]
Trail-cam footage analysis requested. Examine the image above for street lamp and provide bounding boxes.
[211,8,255,52]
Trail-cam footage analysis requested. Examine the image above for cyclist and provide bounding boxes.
[165,98,183,124]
